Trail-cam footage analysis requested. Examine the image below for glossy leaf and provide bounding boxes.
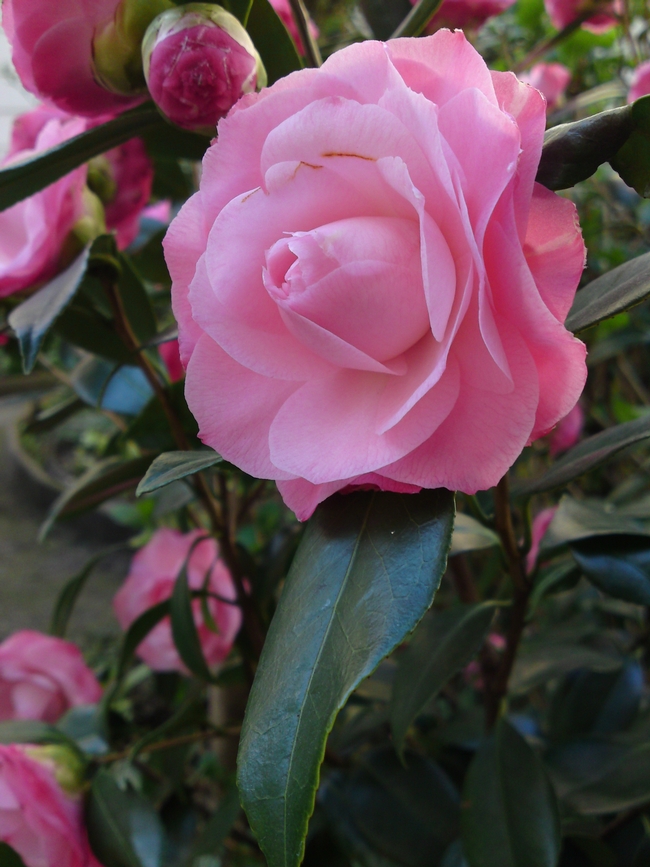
[0,104,161,211]
[511,642,623,694]
[571,534,650,606]
[137,450,222,496]
[71,358,153,415]
[610,95,650,197]
[539,496,649,555]
[237,488,455,867]
[566,250,650,334]
[390,0,445,36]
[22,394,85,435]
[8,246,90,373]
[40,455,152,540]
[246,0,302,84]
[450,513,499,556]
[390,603,497,754]
[113,601,170,687]
[55,302,135,364]
[0,844,27,867]
[124,382,198,453]
[189,786,242,863]
[461,719,561,867]
[87,770,165,867]
[117,254,158,344]
[513,415,650,498]
[170,545,214,682]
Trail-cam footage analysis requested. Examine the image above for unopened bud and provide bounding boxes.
[23,744,86,795]
[142,3,267,134]
[93,0,175,95]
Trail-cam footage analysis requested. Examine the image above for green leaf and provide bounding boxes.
[170,543,215,682]
[450,513,500,556]
[86,770,165,867]
[55,302,135,364]
[571,534,650,606]
[512,415,650,498]
[22,394,85,435]
[0,104,161,211]
[0,843,27,867]
[113,601,171,687]
[8,246,90,373]
[0,720,67,746]
[536,104,634,191]
[565,251,650,334]
[539,496,650,555]
[70,358,153,415]
[237,488,455,867]
[124,382,198,453]
[189,786,242,863]
[40,455,152,540]
[137,450,222,496]
[510,642,623,694]
[245,0,302,85]
[390,603,497,755]
[461,719,561,867]
[390,0,445,37]
[610,95,650,197]
[117,254,158,344]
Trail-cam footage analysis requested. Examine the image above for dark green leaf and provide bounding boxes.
[57,705,110,755]
[237,488,455,867]
[359,0,412,39]
[246,0,302,85]
[321,748,460,867]
[124,382,198,453]
[40,455,152,540]
[441,842,468,867]
[189,786,242,862]
[390,603,497,754]
[8,247,90,373]
[450,514,499,556]
[86,770,165,867]
[511,642,623,694]
[117,254,157,344]
[0,104,161,211]
[538,496,649,555]
[131,228,169,284]
[461,719,561,867]
[529,560,580,611]
[55,302,134,364]
[129,689,203,761]
[170,548,215,682]
[536,104,634,191]
[22,394,85,435]
[0,720,67,746]
[390,0,445,37]
[566,251,650,334]
[610,95,650,197]
[113,601,170,687]
[70,358,153,415]
[513,415,650,498]
[142,123,209,162]
[137,450,222,496]
[0,843,27,867]
[571,534,650,606]
[0,372,57,396]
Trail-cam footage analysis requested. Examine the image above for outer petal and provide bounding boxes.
[277,475,421,521]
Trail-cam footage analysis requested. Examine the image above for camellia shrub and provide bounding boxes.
[1,0,650,865]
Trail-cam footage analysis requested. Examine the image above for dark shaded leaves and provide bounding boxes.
[137,450,222,496]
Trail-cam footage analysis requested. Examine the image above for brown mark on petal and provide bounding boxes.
[321,152,377,161]
[290,160,324,180]
[241,187,262,203]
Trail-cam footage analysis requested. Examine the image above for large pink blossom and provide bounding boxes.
[413,0,516,31]
[544,0,620,34]
[2,0,141,117]
[113,529,242,673]
[629,60,650,104]
[0,631,101,724]
[520,63,571,111]
[0,745,100,867]
[164,32,587,521]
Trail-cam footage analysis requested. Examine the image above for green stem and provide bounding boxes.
[287,0,321,67]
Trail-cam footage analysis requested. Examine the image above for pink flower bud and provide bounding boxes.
[409,0,516,31]
[142,4,266,134]
[629,60,650,104]
[526,507,558,574]
[160,339,184,382]
[268,0,319,56]
[543,0,621,34]
[548,402,584,456]
[520,63,571,111]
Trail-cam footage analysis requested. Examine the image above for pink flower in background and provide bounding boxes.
[526,506,557,573]
[520,63,571,111]
[544,0,620,34]
[412,0,516,31]
[2,0,141,117]
[142,200,172,224]
[0,745,100,867]
[114,529,241,673]
[629,60,650,103]
[143,6,264,134]
[0,631,101,723]
[548,402,584,455]
[160,339,184,382]
[0,112,88,298]
[269,0,319,55]
[166,32,587,521]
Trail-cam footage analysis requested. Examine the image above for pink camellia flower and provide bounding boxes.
[412,0,516,31]
[0,111,89,298]
[548,401,584,456]
[520,63,571,111]
[2,0,142,117]
[0,744,100,867]
[269,0,319,56]
[165,32,587,522]
[543,0,620,34]
[525,506,558,574]
[0,631,101,724]
[160,339,184,382]
[114,529,242,673]
[629,60,650,103]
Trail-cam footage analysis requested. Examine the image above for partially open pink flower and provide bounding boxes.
[520,63,571,111]
[0,745,100,867]
[113,529,242,673]
[0,631,101,724]
[526,506,557,574]
[160,339,184,382]
[629,60,650,104]
[543,0,620,34]
[548,402,583,456]
[2,0,142,117]
[269,0,319,55]
[165,32,587,521]
[412,0,516,31]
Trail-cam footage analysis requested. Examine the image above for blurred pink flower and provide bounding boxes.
[629,60,650,103]
[411,0,516,30]
[526,507,557,574]
[548,402,584,456]
[0,745,100,867]
[544,0,620,34]
[160,339,184,382]
[0,631,101,724]
[113,529,242,673]
[269,0,318,55]
[520,63,571,111]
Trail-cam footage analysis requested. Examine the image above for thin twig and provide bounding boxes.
[95,726,241,764]
[287,0,322,67]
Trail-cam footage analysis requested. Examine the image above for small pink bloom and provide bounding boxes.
[526,506,558,574]
[629,60,650,104]
[0,745,100,867]
[160,339,184,382]
[548,402,584,456]
[142,200,172,224]
[143,6,265,134]
[0,631,101,724]
[520,63,571,111]
[113,529,242,673]
[269,0,319,55]
[165,32,587,521]
[412,0,516,30]
[543,0,620,34]
[2,0,141,117]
